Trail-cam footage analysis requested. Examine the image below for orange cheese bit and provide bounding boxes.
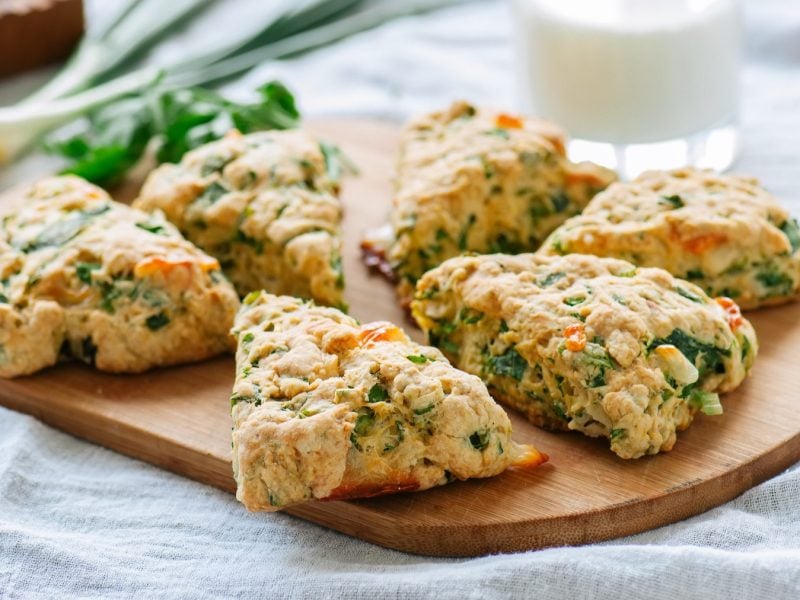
[495,113,524,130]
[564,323,587,352]
[134,254,220,279]
[511,444,549,469]
[682,233,728,254]
[358,321,407,346]
[715,296,744,330]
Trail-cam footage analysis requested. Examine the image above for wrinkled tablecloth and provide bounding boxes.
[1,1,799,598]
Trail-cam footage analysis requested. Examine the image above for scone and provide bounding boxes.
[411,253,757,459]
[0,176,240,378]
[539,168,800,309]
[230,292,546,511]
[362,101,616,305]
[134,130,346,308]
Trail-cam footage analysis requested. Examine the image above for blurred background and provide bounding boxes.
[0,0,798,200]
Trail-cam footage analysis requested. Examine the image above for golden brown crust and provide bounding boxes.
[370,101,616,305]
[0,176,239,377]
[135,130,346,307]
[412,253,758,459]
[540,168,800,309]
[230,293,544,511]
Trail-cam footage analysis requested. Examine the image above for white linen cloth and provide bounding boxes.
[1,1,800,598]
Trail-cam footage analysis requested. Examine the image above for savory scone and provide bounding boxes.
[362,101,616,304]
[230,292,546,511]
[134,129,346,308]
[539,168,800,309]
[411,253,758,459]
[0,176,240,378]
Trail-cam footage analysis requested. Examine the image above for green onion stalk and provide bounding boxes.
[0,0,471,166]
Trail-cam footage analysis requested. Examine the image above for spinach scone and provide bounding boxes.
[0,176,239,378]
[411,253,758,459]
[362,101,616,304]
[539,168,800,309]
[134,129,346,308]
[230,292,546,511]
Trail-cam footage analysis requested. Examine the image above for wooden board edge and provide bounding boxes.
[289,430,800,556]
[3,379,798,557]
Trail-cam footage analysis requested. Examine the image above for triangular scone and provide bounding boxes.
[134,130,346,308]
[361,101,616,305]
[0,176,239,377]
[540,168,800,309]
[412,253,758,459]
[230,293,546,511]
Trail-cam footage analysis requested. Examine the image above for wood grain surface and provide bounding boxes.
[0,119,799,557]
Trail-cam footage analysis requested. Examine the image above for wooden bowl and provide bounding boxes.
[0,0,84,79]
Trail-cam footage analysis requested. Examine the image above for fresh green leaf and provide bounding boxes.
[45,81,301,185]
[156,81,300,164]
[45,97,155,186]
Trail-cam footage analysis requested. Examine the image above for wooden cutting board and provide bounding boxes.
[1,119,799,557]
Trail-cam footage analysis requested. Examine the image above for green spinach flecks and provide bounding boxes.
[648,329,730,377]
[487,346,527,381]
[195,181,228,207]
[135,221,167,235]
[75,262,101,284]
[539,271,566,287]
[145,312,170,331]
[675,286,703,303]
[367,383,389,403]
[469,429,490,450]
[407,354,429,364]
[780,218,800,254]
[551,191,570,213]
[660,194,684,209]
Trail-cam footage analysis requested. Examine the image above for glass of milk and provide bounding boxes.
[511,0,743,179]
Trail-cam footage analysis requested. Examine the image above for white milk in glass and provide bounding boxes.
[511,0,742,178]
